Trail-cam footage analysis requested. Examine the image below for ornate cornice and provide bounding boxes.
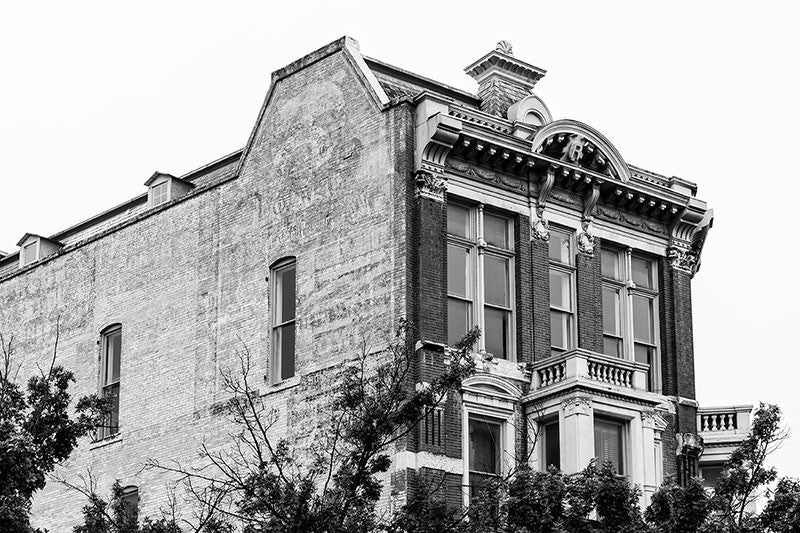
[415,97,463,177]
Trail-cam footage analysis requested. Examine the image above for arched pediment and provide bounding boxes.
[531,119,631,183]
[462,374,523,400]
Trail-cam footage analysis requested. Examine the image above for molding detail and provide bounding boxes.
[414,171,447,203]
[577,183,601,256]
[667,247,698,275]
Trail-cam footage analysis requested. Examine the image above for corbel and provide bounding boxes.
[414,96,463,203]
[529,164,556,241]
[577,180,601,255]
[667,199,710,276]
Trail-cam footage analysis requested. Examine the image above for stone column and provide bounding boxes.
[560,396,594,474]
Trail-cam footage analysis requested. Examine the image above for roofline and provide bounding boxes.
[0,149,244,268]
[363,56,481,107]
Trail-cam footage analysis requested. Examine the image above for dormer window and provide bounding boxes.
[16,233,64,268]
[144,172,194,208]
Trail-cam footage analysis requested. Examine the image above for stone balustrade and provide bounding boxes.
[698,405,752,434]
[531,349,649,392]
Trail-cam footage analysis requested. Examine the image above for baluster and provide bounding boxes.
[711,415,718,431]
[702,415,709,431]
[726,413,734,430]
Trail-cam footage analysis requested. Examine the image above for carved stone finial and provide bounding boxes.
[667,247,698,275]
[495,40,513,55]
[414,170,447,203]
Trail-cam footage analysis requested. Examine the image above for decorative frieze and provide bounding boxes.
[414,170,447,203]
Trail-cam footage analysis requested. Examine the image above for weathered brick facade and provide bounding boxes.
[0,37,734,529]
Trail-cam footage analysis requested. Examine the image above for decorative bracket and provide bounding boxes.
[530,165,555,241]
[414,98,462,178]
[577,181,601,255]
[668,200,712,276]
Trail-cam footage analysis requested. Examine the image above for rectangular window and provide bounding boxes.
[549,228,574,357]
[601,247,660,391]
[594,417,625,474]
[272,259,296,382]
[98,326,121,440]
[544,420,560,471]
[151,182,169,206]
[446,203,514,359]
[469,415,502,498]
[21,241,38,266]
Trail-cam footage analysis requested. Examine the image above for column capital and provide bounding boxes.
[561,395,593,416]
[667,247,699,275]
[414,170,448,203]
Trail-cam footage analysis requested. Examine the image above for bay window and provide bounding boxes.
[549,228,575,356]
[447,202,514,359]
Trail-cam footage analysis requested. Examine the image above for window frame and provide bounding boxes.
[541,418,561,472]
[600,246,661,393]
[149,180,170,207]
[270,257,297,383]
[21,240,39,266]
[548,227,576,357]
[446,201,516,360]
[467,413,505,499]
[97,324,122,440]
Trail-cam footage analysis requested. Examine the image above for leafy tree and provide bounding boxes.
[645,477,712,533]
[760,477,800,532]
[0,325,109,532]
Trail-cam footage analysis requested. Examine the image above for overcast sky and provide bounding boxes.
[1,2,798,478]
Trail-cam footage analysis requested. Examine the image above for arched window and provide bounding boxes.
[270,258,296,382]
[97,324,122,440]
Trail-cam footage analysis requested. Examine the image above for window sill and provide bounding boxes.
[263,375,300,395]
[89,434,123,450]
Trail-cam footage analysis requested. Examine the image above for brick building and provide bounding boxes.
[0,37,745,530]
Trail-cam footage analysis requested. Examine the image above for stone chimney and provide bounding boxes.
[464,41,546,118]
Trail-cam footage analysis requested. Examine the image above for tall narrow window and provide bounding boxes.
[446,203,514,359]
[150,182,169,206]
[594,417,625,474]
[21,241,38,266]
[601,246,659,391]
[98,325,121,439]
[271,259,296,382]
[549,228,575,356]
[469,415,502,498]
[120,486,139,524]
[543,420,561,471]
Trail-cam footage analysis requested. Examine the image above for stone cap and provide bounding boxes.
[464,40,547,93]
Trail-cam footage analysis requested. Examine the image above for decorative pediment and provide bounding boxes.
[462,374,523,401]
[531,120,631,183]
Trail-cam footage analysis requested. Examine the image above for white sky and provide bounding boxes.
[1,2,798,478]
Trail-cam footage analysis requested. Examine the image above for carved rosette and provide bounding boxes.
[414,170,447,203]
[561,396,592,415]
[667,247,698,275]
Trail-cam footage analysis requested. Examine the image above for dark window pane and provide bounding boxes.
[594,419,624,474]
[103,329,121,385]
[447,204,470,238]
[545,422,560,470]
[484,255,509,307]
[549,270,571,310]
[549,232,571,264]
[469,417,501,474]
[701,465,724,488]
[631,256,653,289]
[447,299,470,346]
[279,266,296,322]
[604,336,622,358]
[101,383,120,438]
[484,213,509,249]
[602,287,620,335]
[280,323,295,380]
[601,249,619,279]
[634,343,653,390]
[632,295,654,343]
[447,245,469,298]
[484,307,509,358]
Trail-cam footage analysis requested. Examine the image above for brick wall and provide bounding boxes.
[514,215,534,363]
[531,239,550,361]
[576,242,603,354]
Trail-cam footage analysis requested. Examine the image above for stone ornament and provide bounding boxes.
[414,170,447,203]
[495,40,514,55]
[530,217,550,242]
[667,247,698,275]
[577,229,596,256]
[561,396,592,415]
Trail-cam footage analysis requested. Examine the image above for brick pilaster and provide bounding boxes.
[514,215,534,363]
[531,238,550,361]
[576,242,603,354]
